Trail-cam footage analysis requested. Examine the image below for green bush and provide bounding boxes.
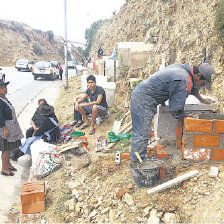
[33,42,43,56]
[215,0,224,44]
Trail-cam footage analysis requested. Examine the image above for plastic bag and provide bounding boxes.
[108,131,132,143]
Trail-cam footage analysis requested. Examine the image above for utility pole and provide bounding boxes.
[64,0,68,89]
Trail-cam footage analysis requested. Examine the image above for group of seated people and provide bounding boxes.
[11,74,108,160]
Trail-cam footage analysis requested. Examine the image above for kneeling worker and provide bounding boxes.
[130,62,215,162]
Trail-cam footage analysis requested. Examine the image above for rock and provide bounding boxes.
[109,209,115,222]
[143,206,151,217]
[68,181,80,189]
[219,171,224,178]
[123,193,135,206]
[126,183,134,189]
[75,202,81,213]
[64,212,75,222]
[147,209,160,224]
[72,189,79,199]
[101,207,111,215]
[89,210,97,218]
[162,212,180,223]
[68,198,76,211]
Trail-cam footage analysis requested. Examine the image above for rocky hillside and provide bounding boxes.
[0,20,83,66]
[90,0,224,112]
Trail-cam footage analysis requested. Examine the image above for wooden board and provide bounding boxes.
[147,170,199,195]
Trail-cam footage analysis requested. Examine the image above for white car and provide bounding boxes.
[15,59,36,71]
[32,61,59,80]
[67,60,76,69]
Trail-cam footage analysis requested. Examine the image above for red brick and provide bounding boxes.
[21,182,45,204]
[74,136,88,148]
[154,145,165,150]
[176,138,182,149]
[121,152,130,160]
[22,201,45,214]
[116,189,126,200]
[23,181,45,187]
[212,149,224,160]
[183,148,211,160]
[193,135,220,147]
[176,126,183,138]
[156,148,168,159]
[214,120,224,134]
[184,118,213,133]
[160,166,166,179]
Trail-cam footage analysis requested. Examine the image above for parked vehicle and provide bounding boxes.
[67,60,76,69]
[32,61,59,80]
[15,59,36,71]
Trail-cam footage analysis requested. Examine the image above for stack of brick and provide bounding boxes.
[182,118,224,161]
[21,181,45,214]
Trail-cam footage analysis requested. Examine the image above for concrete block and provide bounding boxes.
[105,59,118,82]
[154,95,216,140]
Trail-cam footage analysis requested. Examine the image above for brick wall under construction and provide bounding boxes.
[181,118,224,161]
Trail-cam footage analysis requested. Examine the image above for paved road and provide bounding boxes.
[0,67,76,222]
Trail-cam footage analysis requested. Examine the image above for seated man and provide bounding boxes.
[76,75,108,135]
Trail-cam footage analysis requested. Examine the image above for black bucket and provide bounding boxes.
[130,160,160,188]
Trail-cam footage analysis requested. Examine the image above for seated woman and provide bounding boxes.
[11,103,60,159]
[26,98,47,138]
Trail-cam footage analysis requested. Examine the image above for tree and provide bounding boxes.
[83,19,108,58]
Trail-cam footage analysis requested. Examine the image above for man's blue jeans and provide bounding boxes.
[130,90,157,161]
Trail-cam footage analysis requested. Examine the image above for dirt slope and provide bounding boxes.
[0,20,83,66]
[90,0,224,112]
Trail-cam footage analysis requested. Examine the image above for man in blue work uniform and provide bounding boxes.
[130,63,215,162]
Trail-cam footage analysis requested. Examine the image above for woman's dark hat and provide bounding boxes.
[39,103,54,116]
[0,80,9,86]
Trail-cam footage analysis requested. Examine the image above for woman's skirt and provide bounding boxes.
[0,136,21,152]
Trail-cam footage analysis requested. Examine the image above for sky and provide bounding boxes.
[0,0,126,46]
